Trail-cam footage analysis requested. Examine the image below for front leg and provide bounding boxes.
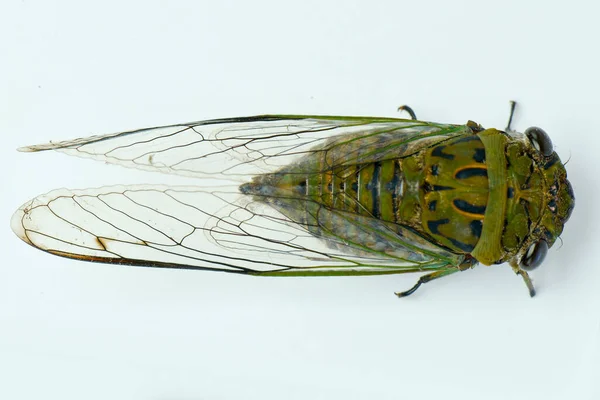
[510,260,536,297]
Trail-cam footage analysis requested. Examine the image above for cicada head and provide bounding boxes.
[538,150,575,243]
[505,127,575,271]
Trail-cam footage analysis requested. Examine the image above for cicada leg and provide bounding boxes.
[517,270,536,297]
[506,100,517,131]
[509,260,536,297]
[394,261,473,298]
[397,105,417,120]
[394,269,456,297]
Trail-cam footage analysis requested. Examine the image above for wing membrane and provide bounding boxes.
[14,115,472,274]
[12,184,460,275]
[19,115,465,179]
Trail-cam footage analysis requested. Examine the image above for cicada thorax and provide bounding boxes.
[417,135,489,254]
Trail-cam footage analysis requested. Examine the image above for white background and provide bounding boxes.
[1,1,599,399]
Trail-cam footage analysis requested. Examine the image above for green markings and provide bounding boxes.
[471,129,507,265]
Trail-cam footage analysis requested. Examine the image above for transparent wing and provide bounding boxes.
[14,115,472,274]
[19,115,467,179]
[11,185,462,275]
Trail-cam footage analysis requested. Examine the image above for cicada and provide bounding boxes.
[11,103,575,297]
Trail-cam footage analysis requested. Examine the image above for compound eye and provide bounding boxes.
[525,127,553,157]
[520,240,548,271]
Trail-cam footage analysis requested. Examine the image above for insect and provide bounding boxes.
[11,102,574,297]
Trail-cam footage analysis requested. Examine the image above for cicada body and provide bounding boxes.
[11,107,575,296]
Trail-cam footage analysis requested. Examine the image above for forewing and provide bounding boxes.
[19,115,468,179]
[14,115,471,274]
[11,185,457,275]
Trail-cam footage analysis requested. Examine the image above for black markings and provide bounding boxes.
[455,167,488,180]
[453,199,486,215]
[448,238,475,253]
[473,148,486,163]
[470,220,483,238]
[353,168,360,193]
[544,153,559,169]
[298,179,308,195]
[387,162,402,222]
[427,218,450,234]
[239,182,258,194]
[386,162,402,193]
[428,217,477,253]
[239,182,251,194]
[428,200,437,211]
[431,146,455,160]
[548,199,557,213]
[507,187,514,199]
[431,164,439,176]
[454,135,482,144]
[422,182,455,192]
[370,162,381,218]
[521,199,532,231]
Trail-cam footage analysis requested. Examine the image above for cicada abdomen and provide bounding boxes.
[239,129,489,256]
